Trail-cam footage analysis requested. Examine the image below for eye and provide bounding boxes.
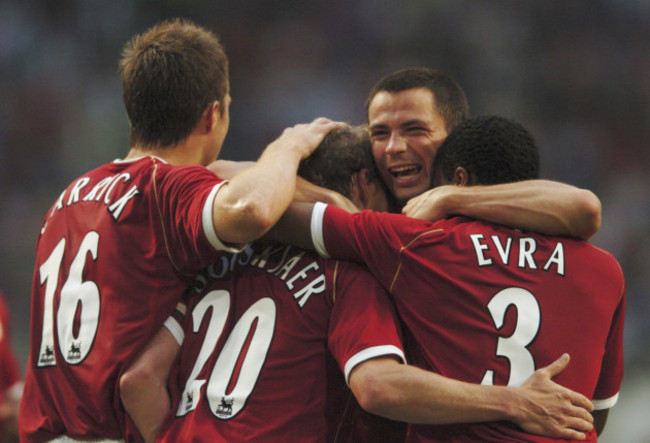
[370,128,389,140]
[406,126,427,134]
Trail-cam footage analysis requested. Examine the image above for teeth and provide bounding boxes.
[390,165,421,178]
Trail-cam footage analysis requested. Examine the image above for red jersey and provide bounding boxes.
[312,203,625,443]
[0,290,22,404]
[20,156,240,442]
[157,243,406,443]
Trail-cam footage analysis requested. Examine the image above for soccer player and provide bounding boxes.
[287,116,623,442]
[18,18,343,442]
[0,289,22,443]
[121,126,595,443]
[351,67,602,240]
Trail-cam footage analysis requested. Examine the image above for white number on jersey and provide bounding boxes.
[481,287,541,386]
[176,290,276,420]
[37,232,101,367]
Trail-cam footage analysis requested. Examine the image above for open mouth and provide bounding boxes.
[389,164,422,180]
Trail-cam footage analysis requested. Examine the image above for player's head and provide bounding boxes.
[298,126,391,211]
[432,115,540,188]
[119,18,230,151]
[365,67,469,207]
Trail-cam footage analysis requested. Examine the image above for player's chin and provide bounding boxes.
[393,183,429,205]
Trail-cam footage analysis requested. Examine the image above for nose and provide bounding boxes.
[385,131,406,155]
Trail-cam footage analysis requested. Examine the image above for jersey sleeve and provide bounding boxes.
[311,202,433,290]
[156,165,246,273]
[327,261,405,385]
[163,301,189,346]
[592,279,625,410]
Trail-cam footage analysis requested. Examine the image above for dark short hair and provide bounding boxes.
[434,115,540,185]
[298,126,388,199]
[365,67,469,131]
[119,18,229,148]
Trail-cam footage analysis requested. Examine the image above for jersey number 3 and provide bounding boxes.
[37,232,101,367]
[481,287,541,387]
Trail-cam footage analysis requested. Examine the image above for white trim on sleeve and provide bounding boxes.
[343,345,406,386]
[592,392,619,410]
[311,202,330,258]
[164,316,185,346]
[202,181,246,253]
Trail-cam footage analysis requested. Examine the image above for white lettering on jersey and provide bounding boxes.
[470,234,491,266]
[46,173,141,225]
[543,242,565,276]
[108,185,140,220]
[469,234,565,276]
[192,245,326,309]
[518,238,537,269]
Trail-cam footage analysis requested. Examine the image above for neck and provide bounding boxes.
[125,134,211,166]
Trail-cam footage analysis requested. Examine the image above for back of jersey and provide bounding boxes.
[157,243,404,442]
[390,217,625,442]
[316,207,625,442]
[19,158,226,441]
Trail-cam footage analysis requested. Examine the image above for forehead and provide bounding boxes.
[368,88,441,128]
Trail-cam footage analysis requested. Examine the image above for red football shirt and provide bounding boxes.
[19,156,240,442]
[312,203,625,442]
[157,243,405,442]
[0,290,22,403]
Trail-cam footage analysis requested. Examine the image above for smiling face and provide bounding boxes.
[368,88,449,207]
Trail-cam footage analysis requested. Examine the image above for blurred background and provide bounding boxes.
[1,0,648,441]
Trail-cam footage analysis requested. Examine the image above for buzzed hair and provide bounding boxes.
[119,18,229,148]
[365,67,469,132]
[298,125,388,199]
[434,115,540,185]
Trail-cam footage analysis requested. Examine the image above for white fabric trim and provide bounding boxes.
[343,345,406,385]
[592,392,619,410]
[113,155,167,164]
[5,380,23,401]
[164,316,185,346]
[48,437,124,443]
[311,202,329,258]
[202,181,246,253]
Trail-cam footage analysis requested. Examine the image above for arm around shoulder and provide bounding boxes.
[403,180,601,240]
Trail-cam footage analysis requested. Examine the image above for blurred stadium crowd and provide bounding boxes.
[0,0,648,440]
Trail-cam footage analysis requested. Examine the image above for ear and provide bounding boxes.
[202,101,221,132]
[452,166,471,186]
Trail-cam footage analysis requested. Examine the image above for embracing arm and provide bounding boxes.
[208,161,358,214]
[403,180,601,240]
[349,354,594,440]
[211,118,345,245]
[120,327,180,443]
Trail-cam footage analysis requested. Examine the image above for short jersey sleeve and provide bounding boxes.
[327,260,405,384]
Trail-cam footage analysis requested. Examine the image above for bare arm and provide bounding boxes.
[207,161,359,213]
[120,327,180,443]
[349,354,593,440]
[403,180,601,240]
[212,118,345,244]
[593,409,610,436]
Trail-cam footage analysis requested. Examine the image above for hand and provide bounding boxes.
[270,118,348,160]
[513,354,594,440]
[402,186,453,221]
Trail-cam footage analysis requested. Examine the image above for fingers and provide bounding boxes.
[555,412,594,440]
[538,353,570,379]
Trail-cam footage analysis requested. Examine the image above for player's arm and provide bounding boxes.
[211,118,346,244]
[592,409,609,436]
[120,326,180,443]
[207,161,359,213]
[403,180,601,240]
[349,354,594,440]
